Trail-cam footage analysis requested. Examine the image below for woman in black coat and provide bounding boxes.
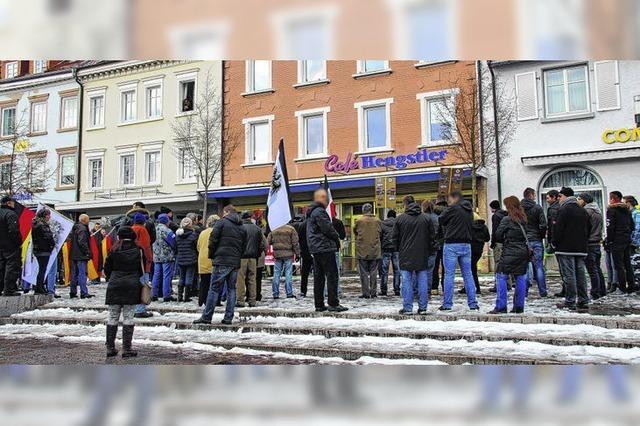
[104,226,143,358]
[31,209,56,294]
[176,217,198,303]
[489,196,530,314]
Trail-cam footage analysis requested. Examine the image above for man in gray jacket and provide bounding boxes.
[521,188,548,297]
[577,193,605,299]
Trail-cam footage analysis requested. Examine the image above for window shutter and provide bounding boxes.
[594,60,620,111]
[515,72,538,121]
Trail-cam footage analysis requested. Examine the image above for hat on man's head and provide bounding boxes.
[1,195,15,204]
[157,214,171,225]
[577,192,594,204]
[241,211,251,220]
[132,212,146,225]
[117,226,137,241]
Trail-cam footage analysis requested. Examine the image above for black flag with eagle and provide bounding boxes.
[266,139,293,231]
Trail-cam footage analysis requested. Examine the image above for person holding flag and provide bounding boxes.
[31,208,56,295]
[0,196,23,296]
[70,214,95,299]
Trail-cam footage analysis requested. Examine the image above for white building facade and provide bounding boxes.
[489,60,640,211]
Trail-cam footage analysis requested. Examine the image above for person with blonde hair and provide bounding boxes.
[489,196,529,314]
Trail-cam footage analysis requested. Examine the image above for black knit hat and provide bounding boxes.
[577,192,593,204]
[559,187,574,197]
[117,226,137,241]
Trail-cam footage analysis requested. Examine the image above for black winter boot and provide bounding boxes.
[183,285,192,303]
[177,285,184,302]
[121,325,138,358]
[106,325,119,357]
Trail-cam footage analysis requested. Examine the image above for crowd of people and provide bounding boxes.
[0,184,639,358]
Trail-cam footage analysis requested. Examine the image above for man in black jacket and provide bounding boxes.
[194,205,247,325]
[292,214,312,297]
[438,191,479,311]
[605,191,635,294]
[0,196,22,296]
[306,189,347,312]
[393,197,433,315]
[521,188,548,297]
[70,214,94,299]
[236,211,265,307]
[380,210,401,296]
[553,187,590,311]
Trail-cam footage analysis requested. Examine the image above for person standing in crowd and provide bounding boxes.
[159,206,179,232]
[197,215,218,307]
[256,224,267,302]
[466,213,490,295]
[127,201,157,243]
[553,187,590,311]
[521,188,548,297]
[70,214,94,299]
[489,196,530,314]
[175,217,198,303]
[624,196,640,251]
[151,214,176,302]
[194,205,247,325]
[439,191,479,311]
[489,200,508,293]
[393,196,433,315]
[422,201,440,297]
[332,214,347,295]
[354,203,382,299]
[237,211,264,307]
[89,222,103,285]
[0,196,22,297]
[605,191,635,294]
[546,190,565,297]
[267,220,300,299]
[431,197,448,295]
[306,189,347,312]
[31,208,56,295]
[577,193,606,300]
[103,226,144,358]
[380,210,401,296]
[292,214,312,298]
[131,213,153,318]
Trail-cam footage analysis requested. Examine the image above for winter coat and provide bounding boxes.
[152,223,176,263]
[176,227,198,266]
[31,218,55,255]
[242,219,265,259]
[70,222,92,261]
[392,203,433,271]
[605,203,634,250]
[257,232,267,268]
[332,217,347,240]
[197,227,214,274]
[125,207,156,244]
[380,217,397,253]
[267,224,300,260]
[520,198,547,242]
[306,202,340,255]
[354,214,382,260]
[471,219,490,254]
[291,215,310,257]
[584,202,603,245]
[208,213,247,268]
[546,201,560,242]
[552,197,590,256]
[433,204,447,249]
[104,240,143,305]
[0,205,21,251]
[131,224,152,273]
[439,200,473,244]
[490,209,507,248]
[632,206,640,247]
[494,216,530,275]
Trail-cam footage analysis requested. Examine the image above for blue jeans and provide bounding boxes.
[179,265,196,287]
[272,258,293,298]
[201,266,238,322]
[47,264,57,295]
[442,243,478,309]
[152,262,174,299]
[380,252,401,294]
[526,241,547,296]
[496,272,527,311]
[401,269,429,312]
[70,261,89,296]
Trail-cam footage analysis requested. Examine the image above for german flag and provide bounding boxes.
[86,234,101,281]
[15,201,36,265]
[62,240,71,285]
[101,233,112,268]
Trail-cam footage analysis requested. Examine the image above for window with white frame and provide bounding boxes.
[87,157,103,190]
[296,107,329,159]
[120,89,137,122]
[417,89,456,145]
[27,155,47,190]
[0,163,11,190]
[243,116,273,165]
[144,150,161,184]
[356,60,389,74]
[119,153,136,187]
[58,153,76,186]
[177,148,197,182]
[543,65,590,117]
[89,94,105,128]
[30,101,47,134]
[355,99,393,152]
[298,60,326,84]
[1,106,16,137]
[178,77,196,113]
[34,60,47,74]
[246,60,272,93]
[5,62,17,78]
[60,96,78,129]
[145,84,162,119]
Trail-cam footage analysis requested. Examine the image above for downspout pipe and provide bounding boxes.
[477,61,485,162]
[488,61,503,202]
[73,68,84,208]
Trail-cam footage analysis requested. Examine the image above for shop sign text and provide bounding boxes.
[602,127,640,144]
[324,148,448,174]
